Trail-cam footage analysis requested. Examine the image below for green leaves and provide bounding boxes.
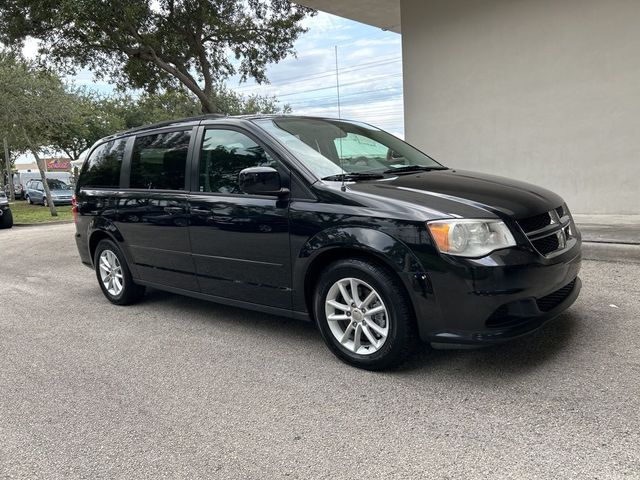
[0,52,75,151]
[0,0,315,112]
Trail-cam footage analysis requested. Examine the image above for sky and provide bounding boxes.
[18,11,404,164]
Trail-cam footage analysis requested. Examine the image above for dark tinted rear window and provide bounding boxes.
[130,130,191,190]
[79,139,127,188]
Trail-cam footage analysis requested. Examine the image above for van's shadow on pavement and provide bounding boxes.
[141,288,580,377]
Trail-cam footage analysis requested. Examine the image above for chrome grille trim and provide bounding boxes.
[518,206,575,257]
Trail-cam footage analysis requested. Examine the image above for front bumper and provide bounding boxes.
[411,241,582,345]
[51,198,73,206]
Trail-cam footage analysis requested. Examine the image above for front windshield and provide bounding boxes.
[255,117,444,179]
[47,180,71,190]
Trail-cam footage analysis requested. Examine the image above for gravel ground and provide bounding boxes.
[1,223,639,479]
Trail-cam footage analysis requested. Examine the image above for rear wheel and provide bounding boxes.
[313,258,417,370]
[43,197,48,207]
[94,239,145,305]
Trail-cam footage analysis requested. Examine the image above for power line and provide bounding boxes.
[234,56,401,92]
[284,86,402,107]
[275,72,403,98]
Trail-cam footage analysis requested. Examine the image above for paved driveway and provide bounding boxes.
[1,224,638,479]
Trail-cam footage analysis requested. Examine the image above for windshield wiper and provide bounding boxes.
[383,165,448,174]
[321,172,384,181]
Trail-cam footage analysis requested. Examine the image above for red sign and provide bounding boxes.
[46,158,71,171]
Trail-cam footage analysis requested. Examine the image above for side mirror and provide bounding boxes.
[238,167,289,196]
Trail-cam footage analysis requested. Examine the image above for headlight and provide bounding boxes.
[427,219,516,257]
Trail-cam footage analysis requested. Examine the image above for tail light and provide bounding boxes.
[71,194,78,222]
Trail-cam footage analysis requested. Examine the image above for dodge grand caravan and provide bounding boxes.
[74,115,581,369]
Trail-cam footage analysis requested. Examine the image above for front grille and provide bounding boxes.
[536,279,576,312]
[518,212,551,233]
[531,234,560,255]
[518,205,573,257]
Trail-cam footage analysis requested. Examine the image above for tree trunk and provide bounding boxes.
[32,149,57,217]
[3,138,15,201]
[20,128,57,216]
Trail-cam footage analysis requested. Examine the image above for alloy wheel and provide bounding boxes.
[98,249,124,296]
[324,277,389,355]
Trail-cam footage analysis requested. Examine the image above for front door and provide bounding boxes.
[115,128,197,291]
[188,127,291,309]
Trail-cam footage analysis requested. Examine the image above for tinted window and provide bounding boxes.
[199,129,276,194]
[47,180,71,190]
[79,139,127,188]
[130,130,191,190]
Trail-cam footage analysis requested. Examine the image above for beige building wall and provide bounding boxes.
[401,0,640,214]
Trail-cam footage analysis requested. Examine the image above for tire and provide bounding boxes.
[313,258,418,370]
[0,209,13,229]
[26,195,31,204]
[43,197,48,207]
[94,239,145,305]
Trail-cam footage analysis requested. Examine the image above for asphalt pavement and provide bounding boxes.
[1,224,639,479]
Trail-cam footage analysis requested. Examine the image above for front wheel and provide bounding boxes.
[313,258,417,370]
[94,239,145,305]
[26,195,31,204]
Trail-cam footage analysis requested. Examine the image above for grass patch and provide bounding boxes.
[9,201,74,224]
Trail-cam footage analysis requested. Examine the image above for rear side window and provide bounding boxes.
[199,129,276,194]
[130,130,191,190]
[79,139,127,188]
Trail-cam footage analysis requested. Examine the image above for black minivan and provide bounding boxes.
[74,115,581,369]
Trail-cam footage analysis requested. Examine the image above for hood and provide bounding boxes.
[346,169,564,220]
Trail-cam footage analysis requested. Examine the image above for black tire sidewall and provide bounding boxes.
[314,259,413,369]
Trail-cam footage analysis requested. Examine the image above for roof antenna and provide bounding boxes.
[335,45,346,192]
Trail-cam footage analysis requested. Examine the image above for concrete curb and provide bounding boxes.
[582,241,640,264]
[14,221,74,228]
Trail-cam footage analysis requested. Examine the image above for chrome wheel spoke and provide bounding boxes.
[366,320,387,338]
[361,325,378,349]
[339,323,354,344]
[352,324,362,352]
[327,299,350,312]
[359,290,376,309]
[365,305,385,317]
[327,313,349,321]
[350,279,361,305]
[337,281,352,306]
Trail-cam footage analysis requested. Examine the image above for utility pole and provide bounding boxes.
[3,138,15,201]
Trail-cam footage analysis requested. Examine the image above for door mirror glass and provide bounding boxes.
[238,167,282,196]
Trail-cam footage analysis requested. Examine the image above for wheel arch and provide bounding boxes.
[88,230,118,265]
[298,227,426,322]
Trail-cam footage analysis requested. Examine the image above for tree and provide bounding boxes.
[0,0,315,113]
[48,88,127,161]
[0,53,76,216]
[114,86,290,130]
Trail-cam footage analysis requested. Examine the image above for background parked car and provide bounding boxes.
[0,191,13,228]
[25,179,74,206]
[3,182,24,200]
[14,171,73,200]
